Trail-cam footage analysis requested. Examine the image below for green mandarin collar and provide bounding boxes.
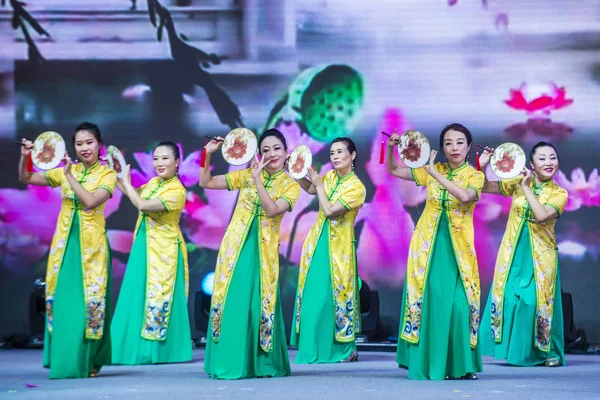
[80,160,100,173]
[262,168,285,180]
[449,161,468,173]
[533,179,551,191]
[336,169,355,183]
[158,174,178,186]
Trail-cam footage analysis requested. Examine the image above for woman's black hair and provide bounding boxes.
[258,128,288,155]
[331,137,358,169]
[439,123,473,149]
[529,141,560,162]
[154,141,181,162]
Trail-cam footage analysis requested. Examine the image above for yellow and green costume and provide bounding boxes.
[204,167,300,379]
[42,162,116,379]
[111,176,191,364]
[481,176,568,366]
[291,170,366,363]
[396,162,484,380]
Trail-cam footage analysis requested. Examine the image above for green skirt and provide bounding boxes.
[111,217,192,365]
[203,217,291,379]
[42,212,112,379]
[396,216,482,380]
[291,223,356,363]
[480,223,565,366]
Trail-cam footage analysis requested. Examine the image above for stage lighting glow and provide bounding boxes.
[201,272,215,295]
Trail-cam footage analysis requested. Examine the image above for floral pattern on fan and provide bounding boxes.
[106,145,127,179]
[398,130,430,168]
[222,128,257,166]
[288,145,312,179]
[490,142,526,179]
[31,131,66,171]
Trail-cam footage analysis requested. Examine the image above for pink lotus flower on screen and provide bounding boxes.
[107,230,134,254]
[504,118,574,141]
[504,82,573,115]
[107,229,133,277]
[495,13,509,30]
[0,184,122,272]
[121,84,151,101]
[355,108,427,287]
[111,258,128,278]
[130,144,201,188]
[554,168,600,212]
[557,223,599,262]
[182,165,245,251]
[473,192,510,281]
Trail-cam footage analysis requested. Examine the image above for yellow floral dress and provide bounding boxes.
[396,162,484,380]
[111,176,192,365]
[42,161,116,379]
[204,167,300,379]
[481,176,568,365]
[291,170,366,363]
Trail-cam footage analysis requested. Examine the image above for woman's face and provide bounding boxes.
[260,136,287,172]
[442,129,470,166]
[153,146,179,179]
[74,130,101,165]
[530,146,559,182]
[330,141,354,172]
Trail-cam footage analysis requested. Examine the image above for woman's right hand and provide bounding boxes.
[387,129,400,148]
[20,138,33,157]
[205,137,224,155]
[478,146,494,169]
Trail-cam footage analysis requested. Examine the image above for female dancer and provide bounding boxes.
[200,129,300,379]
[479,142,568,367]
[291,137,366,363]
[18,122,116,379]
[111,142,191,365]
[387,123,484,380]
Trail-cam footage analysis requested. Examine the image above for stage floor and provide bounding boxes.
[1,349,599,399]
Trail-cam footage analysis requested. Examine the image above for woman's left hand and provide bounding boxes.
[251,154,271,181]
[521,168,534,188]
[119,164,132,186]
[307,166,323,187]
[63,153,74,176]
[424,150,438,177]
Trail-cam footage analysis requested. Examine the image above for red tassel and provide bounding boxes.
[475,152,481,171]
[26,153,33,172]
[200,138,208,168]
[200,147,207,168]
[379,139,385,164]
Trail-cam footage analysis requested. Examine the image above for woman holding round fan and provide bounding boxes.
[387,123,484,380]
[18,122,117,379]
[110,141,191,365]
[200,128,300,379]
[291,137,366,364]
[479,142,568,367]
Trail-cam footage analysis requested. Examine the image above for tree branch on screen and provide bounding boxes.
[3,0,49,63]
[137,0,244,130]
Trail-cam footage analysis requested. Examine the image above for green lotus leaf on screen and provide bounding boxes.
[264,64,365,142]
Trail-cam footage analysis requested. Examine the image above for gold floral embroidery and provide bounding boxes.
[135,176,188,341]
[44,162,116,339]
[490,177,568,351]
[401,163,484,349]
[211,168,300,352]
[295,170,366,343]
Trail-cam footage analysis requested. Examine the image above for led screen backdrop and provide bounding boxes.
[0,0,599,343]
